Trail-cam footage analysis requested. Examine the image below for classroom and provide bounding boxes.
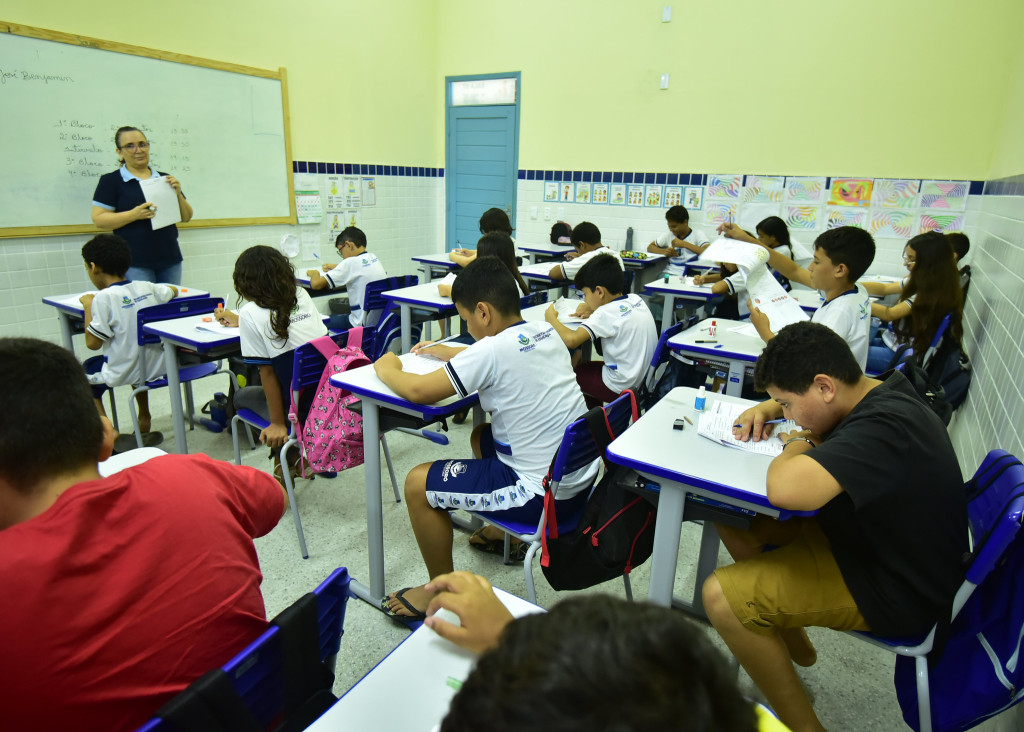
[2,1,1023,730]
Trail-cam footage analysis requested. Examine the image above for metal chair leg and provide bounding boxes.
[380,435,401,503]
[280,442,309,559]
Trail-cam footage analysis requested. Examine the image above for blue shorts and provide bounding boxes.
[83,356,109,399]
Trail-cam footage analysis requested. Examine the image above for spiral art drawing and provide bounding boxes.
[707,174,742,199]
[827,208,867,229]
[869,210,915,238]
[872,179,921,209]
[919,213,964,234]
[786,177,825,202]
[742,175,784,203]
[704,202,738,226]
[786,206,820,230]
[919,181,968,210]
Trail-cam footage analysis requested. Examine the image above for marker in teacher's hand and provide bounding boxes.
[733,418,786,428]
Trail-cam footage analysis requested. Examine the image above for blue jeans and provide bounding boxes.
[867,345,896,372]
[126,262,182,285]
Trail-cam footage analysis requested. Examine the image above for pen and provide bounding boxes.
[733,418,786,428]
[695,339,717,344]
[413,333,461,351]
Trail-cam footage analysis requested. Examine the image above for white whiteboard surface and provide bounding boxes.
[0,24,295,236]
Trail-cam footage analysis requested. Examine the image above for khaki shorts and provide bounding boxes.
[714,516,870,636]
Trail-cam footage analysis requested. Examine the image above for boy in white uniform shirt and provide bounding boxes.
[648,205,711,277]
[307,226,387,328]
[373,257,599,620]
[80,233,178,444]
[545,253,658,409]
[548,222,625,281]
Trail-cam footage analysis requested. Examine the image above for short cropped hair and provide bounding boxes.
[479,208,513,236]
[570,221,601,249]
[441,595,757,732]
[812,226,875,282]
[0,338,105,492]
[82,233,132,277]
[335,226,367,249]
[574,253,625,294]
[451,256,522,318]
[946,232,970,261]
[665,205,690,224]
[754,322,863,394]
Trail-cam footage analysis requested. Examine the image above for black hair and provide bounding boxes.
[570,221,601,249]
[812,226,875,282]
[479,208,513,236]
[0,338,105,492]
[946,232,970,261]
[451,256,521,318]
[665,205,690,224]
[756,216,791,249]
[82,233,132,278]
[897,231,963,357]
[549,221,572,245]
[478,232,529,295]
[335,226,367,250]
[753,322,863,394]
[441,595,757,732]
[574,253,625,295]
[232,245,297,345]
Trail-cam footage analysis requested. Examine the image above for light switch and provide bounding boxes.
[543,207,551,221]
[557,207,565,220]
[530,206,539,219]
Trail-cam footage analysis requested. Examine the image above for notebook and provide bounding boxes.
[696,400,800,457]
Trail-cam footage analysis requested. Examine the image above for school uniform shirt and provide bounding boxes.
[559,245,625,280]
[723,269,751,318]
[92,167,184,270]
[86,280,176,387]
[323,251,387,327]
[580,294,658,393]
[811,284,871,370]
[443,321,600,498]
[238,287,328,366]
[658,228,711,276]
[0,453,285,732]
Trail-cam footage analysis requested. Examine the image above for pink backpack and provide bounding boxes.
[291,328,370,477]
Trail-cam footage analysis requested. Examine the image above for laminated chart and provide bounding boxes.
[706,174,743,199]
[827,207,867,229]
[786,206,822,230]
[920,181,969,210]
[704,202,738,226]
[785,177,826,202]
[742,175,785,202]
[645,185,663,207]
[869,210,915,238]
[918,212,965,234]
[871,179,921,209]
[828,178,874,207]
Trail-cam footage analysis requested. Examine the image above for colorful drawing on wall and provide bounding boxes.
[706,174,743,199]
[560,182,574,202]
[664,186,682,207]
[684,186,704,210]
[645,185,663,207]
[704,202,738,227]
[544,182,559,202]
[826,207,867,229]
[785,177,826,202]
[869,210,915,238]
[575,182,592,204]
[919,181,969,210]
[627,185,645,206]
[785,206,821,230]
[828,178,874,207]
[592,183,608,204]
[918,212,965,234]
[742,175,784,203]
[871,179,921,209]
[610,184,626,206]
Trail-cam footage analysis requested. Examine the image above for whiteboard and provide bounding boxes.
[0,23,295,237]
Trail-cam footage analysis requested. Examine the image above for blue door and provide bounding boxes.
[445,75,520,252]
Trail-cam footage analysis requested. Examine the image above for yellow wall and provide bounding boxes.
[987,41,1024,179]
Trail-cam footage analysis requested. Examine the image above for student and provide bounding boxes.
[550,220,573,245]
[79,233,178,445]
[545,253,657,409]
[0,337,286,732]
[865,231,963,372]
[215,245,328,480]
[425,573,780,732]
[862,231,971,302]
[372,257,599,619]
[439,232,528,298]
[721,224,875,370]
[547,221,624,280]
[703,322,966,732]
[306,226,387,329]
[647,204,711,277]
[449,207,515,266]
[947,231,972,295]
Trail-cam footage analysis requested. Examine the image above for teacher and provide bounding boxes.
[91,126,193,285]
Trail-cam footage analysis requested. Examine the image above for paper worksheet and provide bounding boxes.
[553,297,587,323]
[195,320,237,334]
[696,400,800,457]
[400,352,448,375]
[139,176,182,230]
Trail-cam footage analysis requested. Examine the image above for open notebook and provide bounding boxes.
[696,400,801,457]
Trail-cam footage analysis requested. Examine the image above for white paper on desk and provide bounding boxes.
[401,353,447,375]
[54,292,97,308]
[553,297,587,323]
[195,320,238,334]
[438,272,457,287]
[696,401,800,457]
[139,176,181,230]
[520,261,557,276]
[729,322,760,338]
[697,238,770,269]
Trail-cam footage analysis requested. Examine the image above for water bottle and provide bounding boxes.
[625,227,634,251]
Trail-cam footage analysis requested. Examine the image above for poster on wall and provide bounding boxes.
[544,181,559,202]
[684,186,704,210]
[664,186,682,207]
[342,177,361,207]
[704,202,738,227]
[742,175,784,203]
[828,178,874,207]
[785,206,821,231]
[324,175,347,213]
[328,213,344,236]
[627,185,645,206]
[344,210,360,229]
[592,183,608,204]
[560,182,574,202]
[869,209,915,238]
[871,179,921,209]
[609,184,626,205]
[706,174,743,200]
[785,177,826,202]
[644,185,663,207]
[918,212,965,234]
[920,181,969,210]
[826,207,867,229]
[575,182,592,204]
[360,177,376,207]
[300,227,320,261]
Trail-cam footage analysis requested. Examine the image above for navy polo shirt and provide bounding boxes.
[92,167,184,270]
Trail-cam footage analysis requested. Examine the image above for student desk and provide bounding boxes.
[620,251,666,294]
[789,288,823,313]
[308,588,541,731]
[517,242,571,264]
[42,286,209,355]
[668,317,765,396]
[411,253,459,282]
[606,387,808,613]
[296,272,346,301]
[382,282,459,353]
[643,277,719,332]
[518,260,569,296]
[330,357,482,609]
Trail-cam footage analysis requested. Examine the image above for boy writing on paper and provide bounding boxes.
[720,224,875,371]
[544,253,658,409]
[703,322,966,732]
[648,205,711,277]
[306,226,387,329]
[547,222,624,281]
[372,257,599,620]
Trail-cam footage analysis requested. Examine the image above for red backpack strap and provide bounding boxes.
[540,489,559,568]
[308,335,342,360]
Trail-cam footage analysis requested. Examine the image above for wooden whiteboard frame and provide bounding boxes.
[0,21,297,238]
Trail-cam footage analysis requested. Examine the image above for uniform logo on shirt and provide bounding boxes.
[619,304,629,314]
[517,334,530,346]
[122,296,132,306]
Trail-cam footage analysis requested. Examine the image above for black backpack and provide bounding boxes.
[886,347,953,425]
[539,398,658,591]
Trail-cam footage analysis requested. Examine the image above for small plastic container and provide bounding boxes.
[695,385,707,411]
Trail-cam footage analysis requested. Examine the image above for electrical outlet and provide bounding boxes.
[543,207,551,221]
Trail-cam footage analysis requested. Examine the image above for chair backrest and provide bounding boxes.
[550,392,637,486]
[289,329,373,423]
[921,312,953,370]
[519,290,548,309]
[362,275,419,360]
[136,297,222,346]
[636,321,686,409]
[964,450,1024,584]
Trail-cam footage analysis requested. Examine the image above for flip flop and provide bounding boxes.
[469,527,528,561]
[380,587,427,622]
[140,431,164,448]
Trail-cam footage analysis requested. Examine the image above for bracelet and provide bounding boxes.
[784,436,815,449]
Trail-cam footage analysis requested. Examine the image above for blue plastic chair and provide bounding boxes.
[921,312,952,371]
[519,290,549,309]
[135,567,351,732]
[635,320,686,412]
[849,451,1024,731]
[361,275,421,360]
[467,392,637,604]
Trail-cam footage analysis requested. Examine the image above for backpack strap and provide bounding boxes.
[346,326,364,352]
[309,335,342,360]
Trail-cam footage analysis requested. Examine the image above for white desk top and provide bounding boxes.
[142,313,241,349]
[668,317,766,362]
[518,261,561,280]
[620,251,665,268]
[42,286,210,315]
[789,288,823,312]
[643,276,718,299]
[521,301,585,327]
[411,252,459,267]
[311,589,541,732]
[331,354,476,417]
[98,447,167,476]
[517,242,571,255]
[383,282,457,309]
